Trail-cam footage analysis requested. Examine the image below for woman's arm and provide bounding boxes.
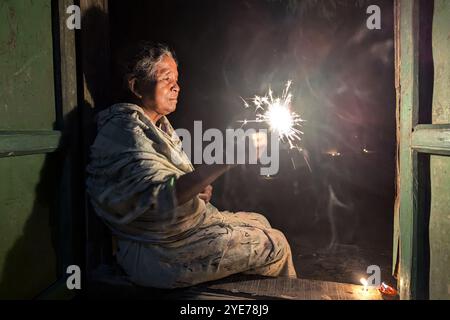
[175,131,267,205]
[175,164,235,205]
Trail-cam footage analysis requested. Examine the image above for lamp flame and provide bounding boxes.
[360,278,369,291]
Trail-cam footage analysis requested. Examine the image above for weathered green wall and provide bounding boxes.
[0,155,57,299]
[0,0,58,298]
[430,0,450,300]
[0,0,56,130]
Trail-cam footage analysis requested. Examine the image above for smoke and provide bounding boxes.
[326,185,353,250]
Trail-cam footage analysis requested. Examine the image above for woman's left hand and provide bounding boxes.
[198,185,213,203]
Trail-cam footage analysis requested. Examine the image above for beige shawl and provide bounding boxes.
[86,103,209,244]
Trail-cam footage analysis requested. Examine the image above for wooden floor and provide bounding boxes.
[88,266,384,300]
[184,275,383,300]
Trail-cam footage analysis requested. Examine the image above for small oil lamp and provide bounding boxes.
[378,282,398,299]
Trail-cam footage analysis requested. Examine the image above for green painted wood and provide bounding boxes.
[0,154,58,299]
[0,0,61,299]
[396,0,420,300]
[0,131,61,158]
[397,0,450,300]
[432,0,450,124]
[429,155,450,300]
[0,0,56,131]
[412,125,450,155]
[429,0,450,300]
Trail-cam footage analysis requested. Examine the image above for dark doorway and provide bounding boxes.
[109,0,396,286]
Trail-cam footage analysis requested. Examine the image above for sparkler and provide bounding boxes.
[239,81,305,150]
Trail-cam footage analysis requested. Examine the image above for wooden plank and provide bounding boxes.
[396,0,420,300]
[31,0,85,300]
[79,0,113,282]
[412,124,450,155]
[54,0,79,122]
[0,131,61,158]
[392,0,401,281]
[429,155,450,300]
[432,0,450,124]
[199,277,382,300]
[85,268,386,300]
[429,0,450,300]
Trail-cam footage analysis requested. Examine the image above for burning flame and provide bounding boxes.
[360,278,369,291]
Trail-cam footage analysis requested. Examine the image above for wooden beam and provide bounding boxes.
[78,0,113,282]
[57,0,79,121]
[412,124,450,155]
[50,0,84,298]
[393,0,401,282]
[396,0,420,300]
[0,131,61,158]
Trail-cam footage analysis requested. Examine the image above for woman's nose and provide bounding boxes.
[172,82,180,93]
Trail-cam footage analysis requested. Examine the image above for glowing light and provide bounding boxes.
[362,148,375,154]
[266,102,294,136]
[325,149,341,157]
[239,81,304,150]
[360,278,369,292]
[379,282,398,297]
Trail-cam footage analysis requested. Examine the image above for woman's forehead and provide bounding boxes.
[156,56,178,75]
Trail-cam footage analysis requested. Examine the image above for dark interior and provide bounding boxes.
[99,0,398,286]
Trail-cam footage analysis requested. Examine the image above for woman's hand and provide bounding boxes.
[175,164,231,206]
[198,185,213,203]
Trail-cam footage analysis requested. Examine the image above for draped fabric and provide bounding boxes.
[86,103,208,244]
[86,103,296,288]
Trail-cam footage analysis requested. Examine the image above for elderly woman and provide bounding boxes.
[86,42,296,289]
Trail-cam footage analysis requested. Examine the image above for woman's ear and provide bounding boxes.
[127,76,143,99]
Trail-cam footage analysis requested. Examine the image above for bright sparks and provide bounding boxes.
[239,81,304,150]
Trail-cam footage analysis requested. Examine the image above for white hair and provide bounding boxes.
[126,42,177,83]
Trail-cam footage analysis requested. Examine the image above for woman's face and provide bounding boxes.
[139,55,180,117]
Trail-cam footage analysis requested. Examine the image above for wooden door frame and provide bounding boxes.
[35,0,82,299]
[78,0,113,286]
[395,0,450,300]
[33,0,450,300]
